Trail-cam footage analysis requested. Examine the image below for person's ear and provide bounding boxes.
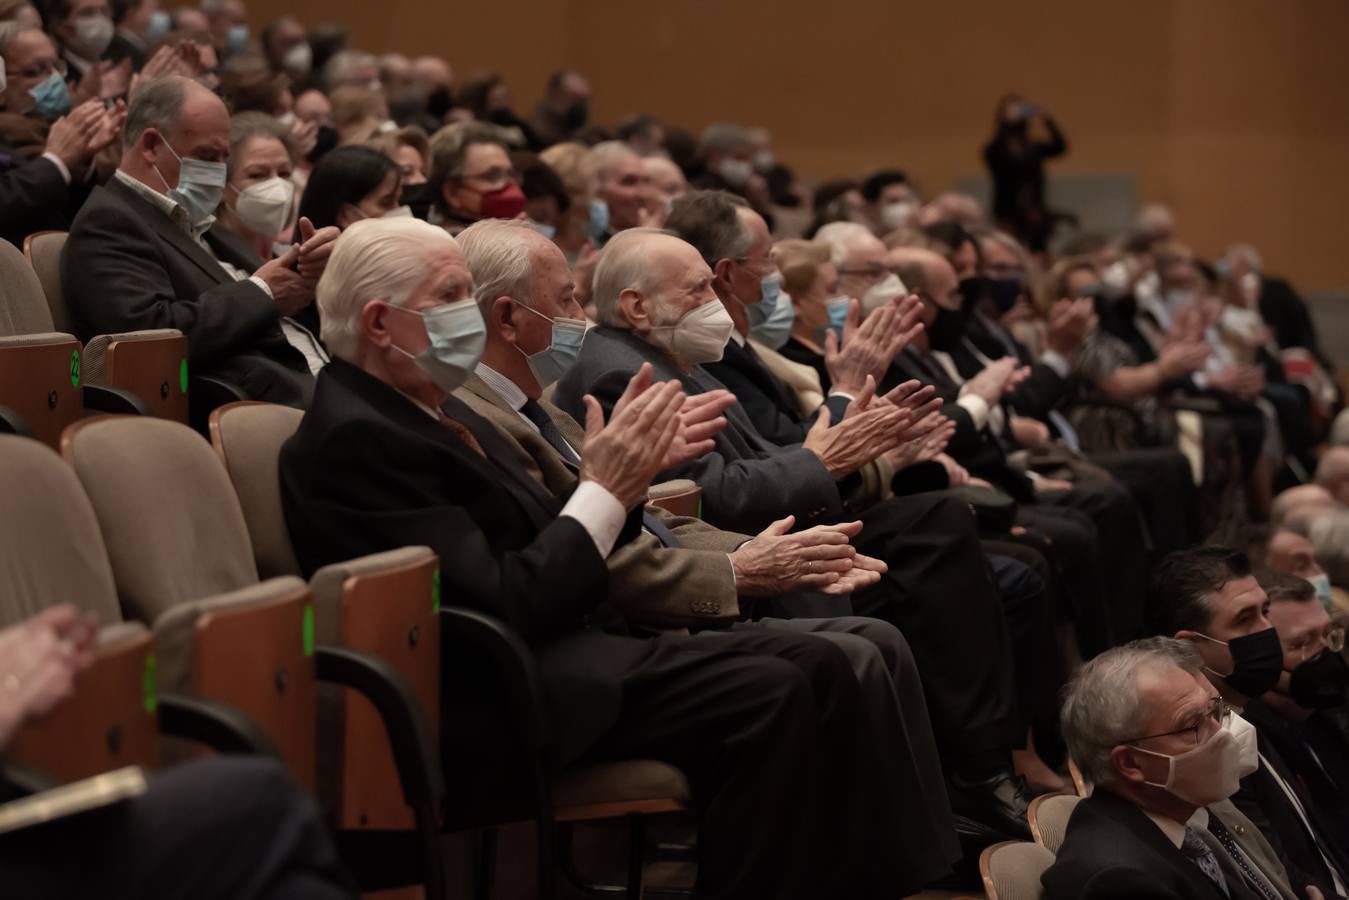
[335,204,358,230]
[492,296,518,342]
[618,288,650,332]
[1110,744,1149,785]
[712,257,736,294]
[361,299,393,348]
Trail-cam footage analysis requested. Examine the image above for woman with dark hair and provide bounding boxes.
[983,93,1067,253]
[295,144,403,231]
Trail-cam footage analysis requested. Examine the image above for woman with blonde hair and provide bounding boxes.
[539,140,598,261]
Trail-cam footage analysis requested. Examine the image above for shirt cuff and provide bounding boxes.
[956,392,990,429]
[1040,350,1070,378]
[827,390,855,402]
[40,152,72,185]
[248,274,274,300]
[1192,371,1208,391]
[563,480,627,558]
[726,553,738,587]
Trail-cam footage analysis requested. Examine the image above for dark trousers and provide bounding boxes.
[850,492,1020,759]
[585,628,920,898]
[0,757,354,900]
[1026,477,1149,656]
[1092,447,1198,557]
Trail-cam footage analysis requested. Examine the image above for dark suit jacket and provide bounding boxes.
[63,177,313,405]
[1259,275,1332,370]
[552,326,844,535]
[280,359,649,768]
[1043,789,1259,900]
[0,153,68,247]
[702,336,848,447]
[959,315,1073,424]
[104,32,149,70]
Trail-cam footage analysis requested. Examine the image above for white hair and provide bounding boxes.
[814,221,874,267]
[584,140,639,190]
[323,49,378,89]
[592,227,671,328]
[456,219,541,319]
[316,218,458,361]
[1060,637,1203,787]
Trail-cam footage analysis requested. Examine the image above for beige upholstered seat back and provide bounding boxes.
[0,435,122,627]
[1029,793,1081,854]
[981,840,1056,900]
[208,402,304,579]
[63,416,259,624]
[0,238,55,336]
[23,231,68,334]
[81,329,183,386]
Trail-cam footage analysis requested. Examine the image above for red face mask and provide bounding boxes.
[477,182,526,220]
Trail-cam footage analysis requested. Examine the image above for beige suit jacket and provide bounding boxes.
[455,375,750,629]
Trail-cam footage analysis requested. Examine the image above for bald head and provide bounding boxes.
[1316,448,1349,506]
[593,229,713,336]
[643,155,687,204]
[1272,483,1338,526]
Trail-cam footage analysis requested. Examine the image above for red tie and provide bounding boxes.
[442,417,485,457]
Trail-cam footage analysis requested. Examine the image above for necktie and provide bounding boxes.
[520,398,581,466]
[442,417,485,457]
[519,399,681,548]
[1182,826,1231,897]
[1207,815,1281,900]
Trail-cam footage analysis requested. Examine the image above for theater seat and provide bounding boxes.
[22,231,69,334]
[83,330,190,424]
[61,415,446,898]
[980,840,1055,900]
[647,478,702,519]
[0,333,84,448]
[210,400,692,899]
[1028,792,1080,854]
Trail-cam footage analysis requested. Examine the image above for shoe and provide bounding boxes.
[945,768,1035,842]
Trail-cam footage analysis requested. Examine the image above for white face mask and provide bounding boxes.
[155,141,227,228]
[861,272,906,315]
[1307,573,1334,610]
[231,176,296,236]
[879,200,917,231]
[386,298,487,393]
[282,42,313,77]
[1226,712,1259,779]
[1130,727,1243,807]
[647,299,735,366]
[73,14,115,58]
[715,158,753,189]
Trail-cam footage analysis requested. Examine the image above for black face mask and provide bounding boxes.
[562,98,589,131]
[400,181,440,221]
[958,276,990,314]
[1205,627,1285,698]
[1287,650,1349,710]
[927,304,967,353]
[426,87,454,121]
[306,125,339,166]
[989,277,1022,314]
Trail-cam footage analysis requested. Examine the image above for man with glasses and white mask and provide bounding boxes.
[1046,637,1303,900]
[1151,547,1349,899]
[64,76,336,405]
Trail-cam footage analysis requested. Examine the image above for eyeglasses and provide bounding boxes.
[461,166,520,190]
[732,256,775,278]
[1286,626,1346,664]
[6,57,66,80]
[1123,696,1235,747]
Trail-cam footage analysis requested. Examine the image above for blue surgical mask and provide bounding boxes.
[825,295,851,338]
[525,219,557,241]
[155,140,227,227]
[748,290,795,351]
[1307,573,1334,610]
[29,71,71,121]
[386,298,486,393]
[145,9,172,41]
[755,270,781,308]
[226,23,250,54]
[586,198,609,241]
[513,301,587,388]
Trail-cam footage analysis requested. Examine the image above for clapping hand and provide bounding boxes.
[580,363,686,508]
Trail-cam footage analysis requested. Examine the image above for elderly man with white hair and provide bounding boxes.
[279,217,923,900]
[584,140,655,241]
[1045,637,1304,900]
[452,217,963,888]
[554,227,1051,844]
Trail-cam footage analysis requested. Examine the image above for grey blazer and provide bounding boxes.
[1207,799,1300,900]
[552,326,844,535]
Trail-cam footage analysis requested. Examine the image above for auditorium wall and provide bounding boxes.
[246,0,1349,294]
